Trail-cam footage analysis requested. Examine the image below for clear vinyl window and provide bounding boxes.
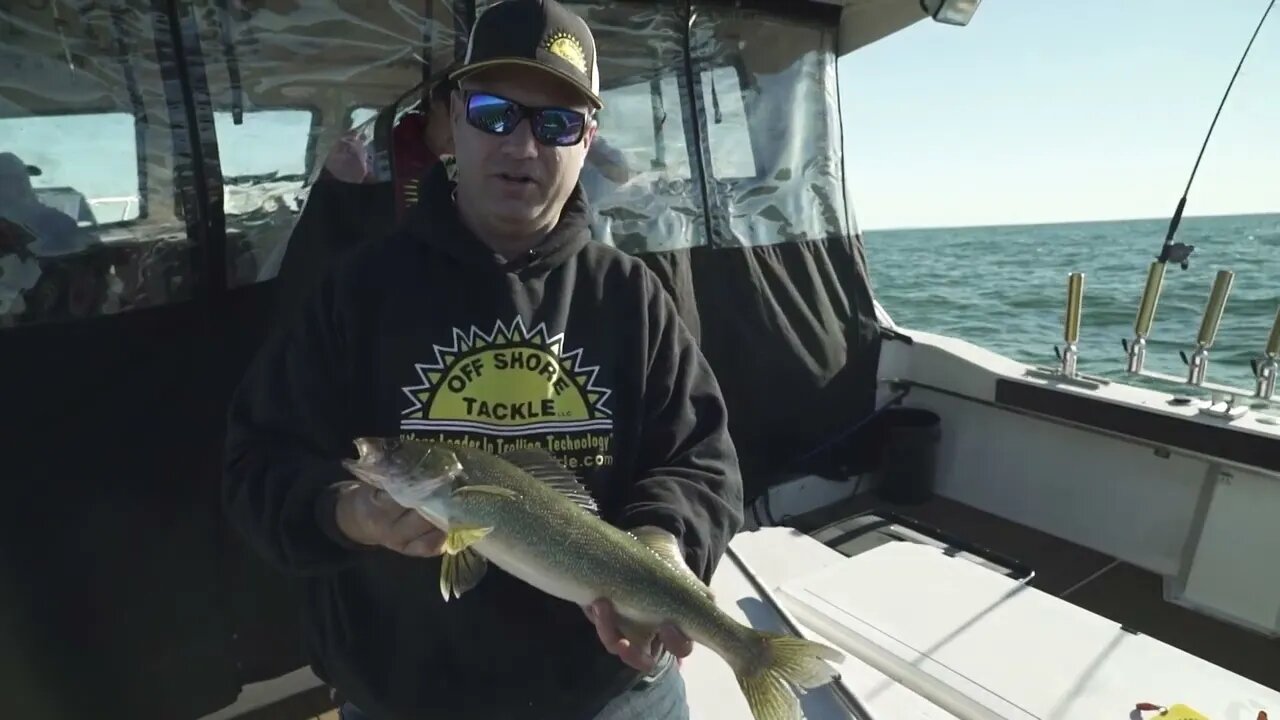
[215,109,315,287]
[0,112,143,229]
[693,7,850,246]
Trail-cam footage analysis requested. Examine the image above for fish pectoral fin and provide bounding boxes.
[439,547,488,601]
[500,447,600,517]
[442,524,494,555]
[451,484,520,500]
[630,526,715,600]
[438,524,493,602]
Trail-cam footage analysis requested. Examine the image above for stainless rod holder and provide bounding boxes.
[1058,272,1084,377]
[1124,261,1166,374]
[1253,306,1280,399]
[1182,269,1234,386]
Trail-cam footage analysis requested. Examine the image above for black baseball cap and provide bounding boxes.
[449,0,603,110]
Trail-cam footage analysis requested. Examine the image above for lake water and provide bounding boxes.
[862,212,1280,395]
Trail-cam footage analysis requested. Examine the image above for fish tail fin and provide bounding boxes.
[735,631,844,720]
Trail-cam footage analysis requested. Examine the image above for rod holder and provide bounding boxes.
[1056,272,1084,377]
[1181,269,1234,386]
[1123,261,1166,374]
[1252,306,1280,399]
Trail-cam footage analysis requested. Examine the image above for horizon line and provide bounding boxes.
[859,209,1280,234]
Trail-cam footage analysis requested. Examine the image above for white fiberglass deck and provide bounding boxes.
[682,527,1280,719]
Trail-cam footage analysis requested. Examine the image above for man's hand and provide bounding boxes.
[583,598,693,673]
[333,482,445,557]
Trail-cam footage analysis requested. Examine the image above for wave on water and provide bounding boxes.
[864,212,1280,392]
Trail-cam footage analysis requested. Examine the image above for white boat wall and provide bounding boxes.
[751,325,1280,708]
[2,0,1277,718]
[873,324,1280,642]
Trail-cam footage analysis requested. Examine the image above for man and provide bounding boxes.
[221,1,744,719]
[390,66,458,213]
[320,66,456,195]
[423,67,458,163]
[0,152,85,256]
[579,135,631,206]
[271,68,457,326]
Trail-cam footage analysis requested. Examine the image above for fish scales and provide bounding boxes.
[448,447,747,654]
[342,436,847,720]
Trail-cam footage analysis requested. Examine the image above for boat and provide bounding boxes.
[1,0,1277,718]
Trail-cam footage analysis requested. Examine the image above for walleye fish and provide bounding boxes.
[340,436,846,720]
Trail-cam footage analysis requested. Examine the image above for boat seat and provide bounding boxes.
[270,101,442,325]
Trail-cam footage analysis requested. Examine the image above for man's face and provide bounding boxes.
[0,173,33,206]
[0,156,35,206]
[450,65,596,236]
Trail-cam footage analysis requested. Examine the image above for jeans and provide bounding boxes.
[591,654,689,720]
[337,654,689,720]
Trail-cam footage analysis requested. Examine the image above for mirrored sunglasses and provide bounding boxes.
[464,91,588,147]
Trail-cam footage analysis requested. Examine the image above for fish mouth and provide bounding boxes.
[341,437,392,487]
[352,437,388,461]
[340,456,382,489]
[341,437,456,501]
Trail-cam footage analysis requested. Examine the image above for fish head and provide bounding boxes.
[341,437,465,505]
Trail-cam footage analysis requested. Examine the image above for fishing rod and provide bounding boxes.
[1155,0,1276,270]
[1124,0,1275,376]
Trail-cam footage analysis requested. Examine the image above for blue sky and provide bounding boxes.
[839,0,1280,230]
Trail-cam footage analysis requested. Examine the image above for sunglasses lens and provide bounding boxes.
[466,92,586,146]
[533,109,585,146]
[467,93,519,134]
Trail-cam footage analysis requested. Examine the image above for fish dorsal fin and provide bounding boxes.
[629,526,715,600]
[501,447,599,516]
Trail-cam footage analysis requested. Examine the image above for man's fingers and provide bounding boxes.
[617,643,656,672]
[589,600,624,648]
[352,487,405,524]
[658,624,694,658]
[591,598,616,623]
[585,600,657,672]
[369,488,397,508]
[401,530,445,557]
[335,484,447,556]
[368,505,445,557]
[385,509,440,548]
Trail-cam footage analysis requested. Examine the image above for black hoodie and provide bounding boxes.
[222,162,745,720]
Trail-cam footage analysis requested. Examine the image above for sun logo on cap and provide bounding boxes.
[543,30,587,75]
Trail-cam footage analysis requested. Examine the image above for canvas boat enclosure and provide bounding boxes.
[271,0,895,494]
[0,0,969,716]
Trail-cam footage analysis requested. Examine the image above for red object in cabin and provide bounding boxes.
[390,109,438,221]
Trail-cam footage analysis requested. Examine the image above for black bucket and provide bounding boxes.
[872,407,942,505]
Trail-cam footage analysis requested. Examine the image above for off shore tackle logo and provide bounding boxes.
[399,317,614,471]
